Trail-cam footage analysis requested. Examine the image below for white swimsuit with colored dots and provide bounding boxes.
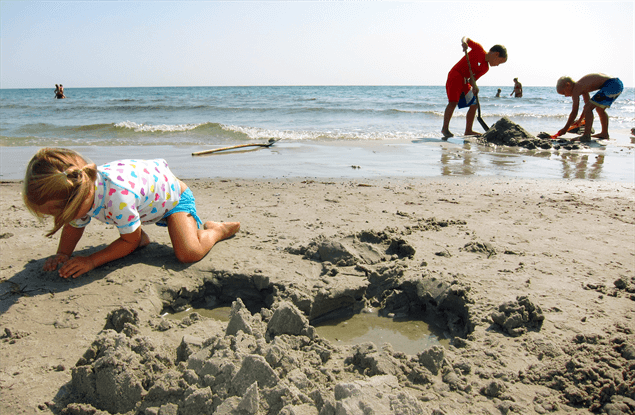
[71,159,182,234]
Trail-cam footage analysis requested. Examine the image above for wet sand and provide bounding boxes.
[1,175,634,414]
[1,129,633,183]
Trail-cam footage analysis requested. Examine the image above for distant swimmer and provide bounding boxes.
[55,84,66,99]
[495,88,502,97]
[510,78,522,98]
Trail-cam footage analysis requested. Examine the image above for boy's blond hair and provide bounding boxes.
[23,148,97,236]
[556,76,574,93]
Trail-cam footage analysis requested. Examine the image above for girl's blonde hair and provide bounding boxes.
[23,148,97,236]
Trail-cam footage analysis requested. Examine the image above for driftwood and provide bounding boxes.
[192,138,280,156]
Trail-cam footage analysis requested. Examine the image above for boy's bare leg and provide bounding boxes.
[167,212,240,263]
[465,105,480,136]
[442,102,458,138]
[579,104,595,142]
[592,107,610,139]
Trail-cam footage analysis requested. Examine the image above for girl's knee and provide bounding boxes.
[174,249,205,264]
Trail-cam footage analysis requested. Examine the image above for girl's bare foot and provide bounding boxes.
[464,130,481,137]
[203,221,241,241]
[441,129,454,138]
[138,229,151,249]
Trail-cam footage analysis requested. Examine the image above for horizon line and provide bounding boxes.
[1,84,586,90]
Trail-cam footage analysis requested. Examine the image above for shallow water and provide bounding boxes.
[2,138,632,182]
[165,306,232,323]
[165,306,449,355]
[313,311,450,355]
[2,85,633,182]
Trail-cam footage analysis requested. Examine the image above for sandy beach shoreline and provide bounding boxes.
[1,175,634,414]
[1,129,634,183]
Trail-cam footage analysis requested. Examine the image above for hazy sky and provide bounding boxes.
[1,1,633,88]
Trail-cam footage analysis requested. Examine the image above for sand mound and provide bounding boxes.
[525,332,635,412]
[57,297,635,414]
[476,117,588,150]
[62,300,435,414]
[491,296,545,337]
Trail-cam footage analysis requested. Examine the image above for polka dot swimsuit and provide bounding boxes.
[71,159,182,234]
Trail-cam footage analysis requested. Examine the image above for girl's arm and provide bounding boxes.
[58,227,143,279]
[43,224,85,271]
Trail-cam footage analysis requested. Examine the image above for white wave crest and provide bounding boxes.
[115,120,203,132]
[222,124,433,141]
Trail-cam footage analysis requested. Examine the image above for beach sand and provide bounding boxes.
[1,175,634,414]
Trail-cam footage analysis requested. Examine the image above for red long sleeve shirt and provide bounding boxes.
[449,39,489,81]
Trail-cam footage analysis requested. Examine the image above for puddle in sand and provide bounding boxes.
[165,306,232,322]
[165,307,449,355]
[314,311,450,355]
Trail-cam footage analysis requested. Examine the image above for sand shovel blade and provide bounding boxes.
[475,96,489,132]
[477,116,489,132]
[265,137,282,147]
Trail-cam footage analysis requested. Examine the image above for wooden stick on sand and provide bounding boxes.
[192,138,281,156]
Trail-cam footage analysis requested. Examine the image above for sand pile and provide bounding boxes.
[56,293,634,415]
[62,300,434,414]
[52,226,634,414]
[475,117,586,150]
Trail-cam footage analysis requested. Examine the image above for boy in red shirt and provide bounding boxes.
[442,37,507,138]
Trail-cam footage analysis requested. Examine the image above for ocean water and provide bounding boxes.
[1,86,633,181]
[2,85,633,146]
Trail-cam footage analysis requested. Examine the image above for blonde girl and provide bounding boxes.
[23,148,240,278]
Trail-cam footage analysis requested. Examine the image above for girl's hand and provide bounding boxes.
[43,253,70,271]
[58,256,96,279]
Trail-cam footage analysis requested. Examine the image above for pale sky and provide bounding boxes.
[1,1,633,88]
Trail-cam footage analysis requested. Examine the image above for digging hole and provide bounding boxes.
[164,303,449,355]
[314,310,450,354]
[164,306,232,322]
[158,229,476,351]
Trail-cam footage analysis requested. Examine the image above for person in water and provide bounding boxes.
[55,84,66,99]
[441,37,507,138]
[556,73,623,141]
[495,88,502,97]
[510,78,522,98]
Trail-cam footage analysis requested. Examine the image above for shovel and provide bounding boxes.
[550,118,585,139]
[464,50,490,132]
[192,138,281,156]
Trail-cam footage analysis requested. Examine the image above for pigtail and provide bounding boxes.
[23,148,97,236]
[51,164,97,236]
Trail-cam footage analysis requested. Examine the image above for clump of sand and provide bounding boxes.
[55,294,635,414]
[476,117,588,150]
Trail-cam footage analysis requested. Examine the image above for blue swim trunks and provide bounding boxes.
[591,78,623,109]
[457,89,476,109]
[156,188,203,229]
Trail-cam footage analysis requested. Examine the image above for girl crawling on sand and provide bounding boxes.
[23,148,240,279]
